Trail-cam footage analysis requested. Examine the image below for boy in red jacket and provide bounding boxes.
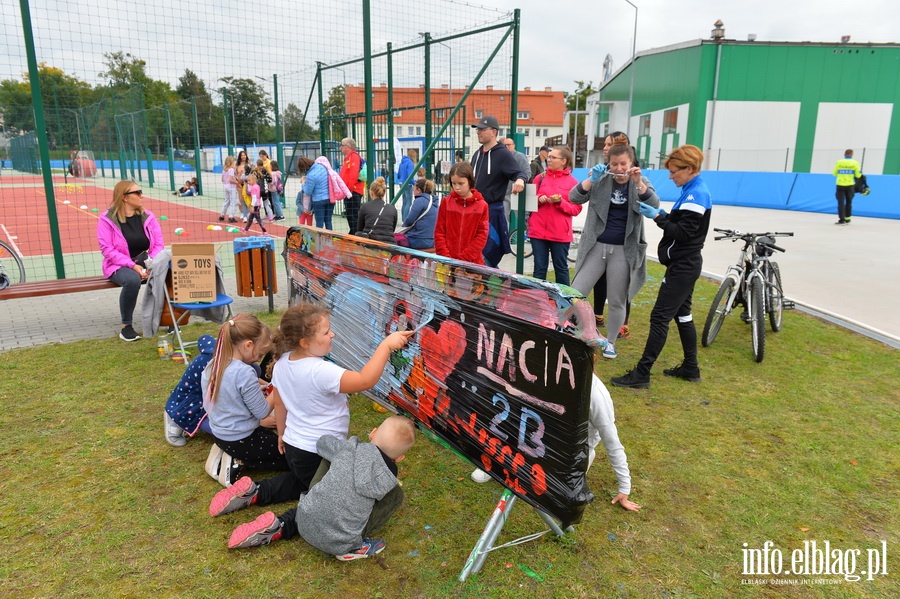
[434,163,489,265]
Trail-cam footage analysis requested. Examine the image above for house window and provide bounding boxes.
[434,109,445,119]
[475,110,483,119]
[524,129,530,137]
[416,126,422,135]
[663,108,678,134]
[543,128,548,137]
[392,109,402,117]
[407,126,414,135]
[517,111,530,119]
[640,115,651,137]
[396,126,402,136]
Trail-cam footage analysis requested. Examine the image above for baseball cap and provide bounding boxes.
[539,145,552,153]
[472,115,499,130]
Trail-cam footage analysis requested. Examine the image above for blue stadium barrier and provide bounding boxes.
[642,170,899,220]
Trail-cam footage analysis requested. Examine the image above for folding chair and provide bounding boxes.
[163,269,234,363]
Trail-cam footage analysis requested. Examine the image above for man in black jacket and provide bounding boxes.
[470,116,529,267]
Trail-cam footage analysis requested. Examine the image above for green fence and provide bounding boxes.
[0,0,518,281]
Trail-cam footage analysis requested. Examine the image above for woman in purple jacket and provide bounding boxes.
[97,181,164,341]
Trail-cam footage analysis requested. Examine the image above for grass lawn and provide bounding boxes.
[1,262,897,598]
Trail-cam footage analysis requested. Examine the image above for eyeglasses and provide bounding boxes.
[668,166,688,175]
[124,189,143,197]
[547,155,563,160]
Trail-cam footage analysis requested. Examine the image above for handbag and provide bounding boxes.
[395,195,433,235]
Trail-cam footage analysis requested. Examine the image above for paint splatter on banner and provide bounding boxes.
[284,226,604,527]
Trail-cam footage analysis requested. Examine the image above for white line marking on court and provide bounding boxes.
[1,224,24,257]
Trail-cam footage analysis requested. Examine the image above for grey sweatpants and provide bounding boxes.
[572,242,629,344]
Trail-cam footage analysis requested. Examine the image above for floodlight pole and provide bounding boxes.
[623,0,638,138]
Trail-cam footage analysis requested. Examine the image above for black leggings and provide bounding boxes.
[108,266,143,326]
[636,254,702,374]
[213,427,288,473]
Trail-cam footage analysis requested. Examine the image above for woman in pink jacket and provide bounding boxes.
[527,146,581,286]
[97,180,165,341]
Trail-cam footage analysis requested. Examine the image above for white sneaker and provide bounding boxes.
[602,342,617,359]
[164,410,187,447]
[218,452,242,488]
[205,445,225,481]
[470,468,492,483]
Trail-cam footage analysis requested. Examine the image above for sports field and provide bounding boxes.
[0,170,295,280]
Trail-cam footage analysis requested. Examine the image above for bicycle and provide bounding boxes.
[701,229,794,362]
[0,239,26,290]
[508,225,581,263]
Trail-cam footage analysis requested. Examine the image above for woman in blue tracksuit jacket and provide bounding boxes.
[611,145,712,389]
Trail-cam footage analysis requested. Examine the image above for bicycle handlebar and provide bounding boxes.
[713,229,794,241]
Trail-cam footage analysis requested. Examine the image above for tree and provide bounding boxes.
[0,64,93,149]
[174,69,223,148]
[319,85,346,142]
[99,52,151,87]
[282,103,318,141]
[563,80,597,138]
[219,77,272,146]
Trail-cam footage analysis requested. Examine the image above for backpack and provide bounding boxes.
[854,173,870,196]
[273,173,284,194]
[356,153,368,182]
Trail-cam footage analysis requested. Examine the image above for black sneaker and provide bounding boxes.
[663,363,701,382]
[610,369,650,389]
[119,325,141,342]
[273,216,285,221]
[218,215,225,222]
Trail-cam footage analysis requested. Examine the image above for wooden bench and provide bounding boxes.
[0,276,117,301]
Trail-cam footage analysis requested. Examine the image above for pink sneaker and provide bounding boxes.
[335,537,386,561]
[228,511,283,549]
[209,476,257,517]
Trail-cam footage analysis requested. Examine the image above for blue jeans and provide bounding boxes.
[407,235,435,250]
[401,186,414,221]
[530,238,571,286]
[312,201,334,230]
[108,266,143,325]
[270,191,284,218]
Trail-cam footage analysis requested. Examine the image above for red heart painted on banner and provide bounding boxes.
[419,320,467,382]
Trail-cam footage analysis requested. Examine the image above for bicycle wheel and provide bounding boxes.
[0,239,25,289]
[701,277,735,347]
[749,276,766,362]
[767,262,784,332]
[508,229,532,259]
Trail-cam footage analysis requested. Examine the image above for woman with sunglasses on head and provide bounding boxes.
[611,144,712,389]
[526,145,580,286]
[97,181,165,341]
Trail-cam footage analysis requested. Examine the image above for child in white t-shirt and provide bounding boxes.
[209,303,413,519]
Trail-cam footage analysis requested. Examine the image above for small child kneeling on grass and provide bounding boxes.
[227,415,416,560]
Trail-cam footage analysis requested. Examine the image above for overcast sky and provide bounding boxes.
[1,0,896,100]
[481,0,898,92]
